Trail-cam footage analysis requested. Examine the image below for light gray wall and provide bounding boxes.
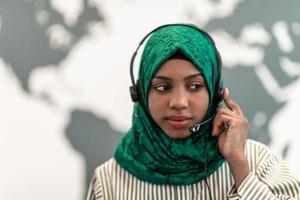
[0,0,299,199]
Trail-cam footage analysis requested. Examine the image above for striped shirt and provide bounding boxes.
[86,140,300,200]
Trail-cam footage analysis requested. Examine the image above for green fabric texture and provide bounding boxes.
[114,25,225,185]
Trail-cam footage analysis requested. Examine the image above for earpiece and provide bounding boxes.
[129,79,142,103]
[129,23,223,106]
[129,85,139,102]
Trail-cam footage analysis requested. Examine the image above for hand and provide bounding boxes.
[212,88,250,188]
[212,88,249,161]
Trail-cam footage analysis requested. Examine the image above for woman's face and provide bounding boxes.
[148,59,210,139]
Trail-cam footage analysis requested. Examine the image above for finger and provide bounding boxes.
[217,107,238,117]
[222,88,243,116]
[212,115,234,137]
[212,107,238,136]
[212,114,235,137]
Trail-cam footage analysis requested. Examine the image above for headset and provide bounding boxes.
[129,23,223,108]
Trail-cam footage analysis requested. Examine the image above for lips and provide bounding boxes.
[166,116,192,128]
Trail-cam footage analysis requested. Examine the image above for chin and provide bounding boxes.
[165,130,191,139]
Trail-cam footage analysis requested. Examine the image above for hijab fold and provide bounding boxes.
[114,25,224,185]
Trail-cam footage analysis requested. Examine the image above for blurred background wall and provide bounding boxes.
[0,0,299,199]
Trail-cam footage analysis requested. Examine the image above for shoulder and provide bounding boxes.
[87,158,117,199]
[245,139,270,152]
[93,158,116,179]
[244,139,278,169]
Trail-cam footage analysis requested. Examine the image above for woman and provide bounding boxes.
[87,24,300,200]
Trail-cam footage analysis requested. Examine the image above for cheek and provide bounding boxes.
[148,94,163,113]
[192,92,210,114]
[148,92,168,125]
[148,92,159,117]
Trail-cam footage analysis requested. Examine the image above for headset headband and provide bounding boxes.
[129,23,223,104]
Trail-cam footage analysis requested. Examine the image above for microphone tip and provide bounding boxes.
[190,124,201,134]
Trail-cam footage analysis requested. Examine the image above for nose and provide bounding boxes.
[169,89,188,110]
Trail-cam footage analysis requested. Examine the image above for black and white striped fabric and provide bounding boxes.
[87,140,300,200]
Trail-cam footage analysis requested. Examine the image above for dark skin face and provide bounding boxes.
[147,58,250,188]
[148,59,210,139]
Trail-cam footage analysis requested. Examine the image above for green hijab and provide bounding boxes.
[114,25,225,185]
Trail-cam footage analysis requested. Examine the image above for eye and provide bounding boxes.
[188,83,203,91]
[154,84,171,92]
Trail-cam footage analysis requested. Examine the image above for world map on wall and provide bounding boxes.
[0,0,299,199]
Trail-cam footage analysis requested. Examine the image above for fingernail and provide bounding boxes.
[225,88,229,95]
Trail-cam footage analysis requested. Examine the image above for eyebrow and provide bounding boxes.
[153,73,203,81]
